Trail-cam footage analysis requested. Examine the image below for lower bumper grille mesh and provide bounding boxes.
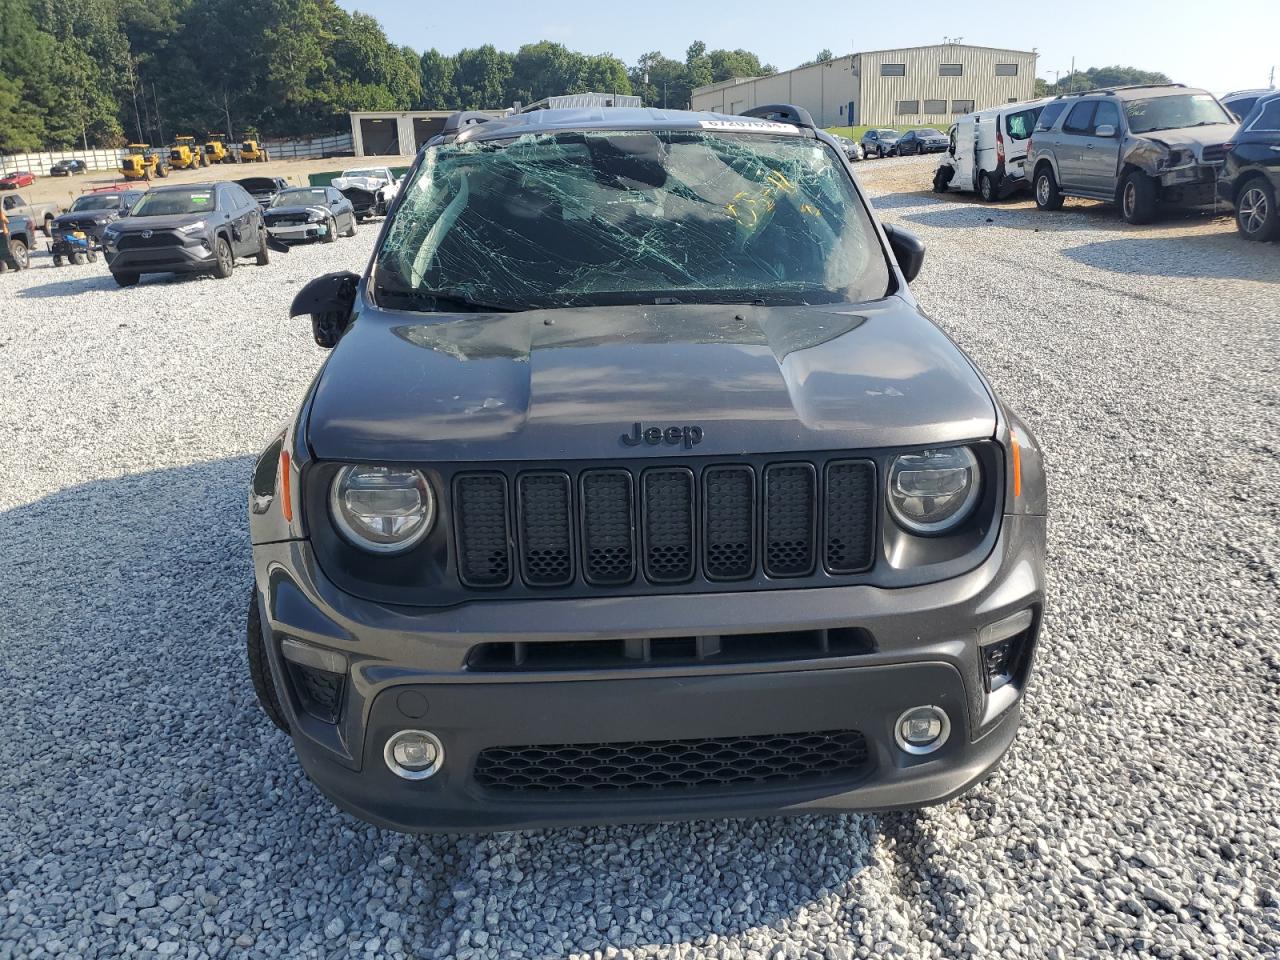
[473,729,870,793]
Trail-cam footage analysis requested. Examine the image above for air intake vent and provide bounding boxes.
[763,463,817,577]
[703,466,754,580]
[580,470,635,584]
[642,468,695,583]
[518,473,574,586]
[474,730,871,793]
[823,460,876,573]
[453,474,511,587]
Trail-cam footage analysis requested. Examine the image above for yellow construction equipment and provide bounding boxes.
[239,139,269,163]
[169,136,204,170]
[120,144,169,180]
[204,134,233,165]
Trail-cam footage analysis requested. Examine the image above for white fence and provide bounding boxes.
[0,133,354,175]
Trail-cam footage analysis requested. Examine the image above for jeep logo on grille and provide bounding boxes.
[620,422,704,449]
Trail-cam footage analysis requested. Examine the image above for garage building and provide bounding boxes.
[691,43,1038,128]
[348,110,501,156]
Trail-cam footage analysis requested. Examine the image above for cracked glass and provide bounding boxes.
[374,131,889,312]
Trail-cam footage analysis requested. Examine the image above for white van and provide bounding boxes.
[933,98,1053,201]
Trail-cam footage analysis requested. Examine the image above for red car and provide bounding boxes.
[0,171,36,189]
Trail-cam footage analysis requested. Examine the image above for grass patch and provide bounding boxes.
[824,125,915,139]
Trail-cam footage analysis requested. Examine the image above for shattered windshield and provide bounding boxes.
[374,130,889,311]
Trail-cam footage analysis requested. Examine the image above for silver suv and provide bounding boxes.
[1026,84,1237,224]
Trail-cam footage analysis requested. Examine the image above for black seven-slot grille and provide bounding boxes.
[453,458,876,590]
[473,729,871,793]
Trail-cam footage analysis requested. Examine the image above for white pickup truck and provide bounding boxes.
[1,193,63,236]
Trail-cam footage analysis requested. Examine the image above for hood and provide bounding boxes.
[1141,124,1234,151]
[306,298,996,462]
[333,175,388,191]
[264,204,326,218]
[55,209,115,225]
[110,212,207,232]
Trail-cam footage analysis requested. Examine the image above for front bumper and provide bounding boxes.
[253,515,1046,833]
[104,239,216,274]
[266,222,329,241]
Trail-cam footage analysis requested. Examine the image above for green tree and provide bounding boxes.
[511,41,579,104]
[576,53,630,96]
[0,0,58,150]
[453,44,513,109]
[419,48,455,109]
[630,51,689,109]
[1052,65,1172,94]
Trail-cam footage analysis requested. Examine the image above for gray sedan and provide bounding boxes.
[262,187,357,243]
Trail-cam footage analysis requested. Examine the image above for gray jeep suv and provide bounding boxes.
[249,104,1047,834]
[1027,84,1236,223]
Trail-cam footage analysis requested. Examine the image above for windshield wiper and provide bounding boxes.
[375,286,521,313]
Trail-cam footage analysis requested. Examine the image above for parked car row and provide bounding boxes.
[930,84,1279,241]
[1,170,379,283]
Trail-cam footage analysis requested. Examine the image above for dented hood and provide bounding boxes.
[305,297,996,462]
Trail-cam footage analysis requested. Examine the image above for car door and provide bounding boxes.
[1056,101,1098,191]
[1078,100,1123,195]
[221,185,254,256]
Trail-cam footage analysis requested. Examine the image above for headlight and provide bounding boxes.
[887,446,981,535]
[330,465,435,554]
[178,220,206,234]
[307,210,326,222]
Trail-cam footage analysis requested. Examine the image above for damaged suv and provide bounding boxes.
[1028,84,1236,224]
[248,104,1047,833]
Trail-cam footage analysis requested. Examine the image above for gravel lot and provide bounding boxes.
[1,156,1277,959]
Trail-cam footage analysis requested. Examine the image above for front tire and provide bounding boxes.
[344,214,357,238]
[322,217,337,243]
[255,228,270,265]
[211,236,234,279]
[1034,166,1064,211]
[7,239,29,269]
[43,215,54,237]
[1235,177,1278,241]
[247,589,290,733]
[932,166,952,193]
[1120,170,1158,224]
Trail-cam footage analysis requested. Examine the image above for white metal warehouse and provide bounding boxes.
[691,43,1038,128]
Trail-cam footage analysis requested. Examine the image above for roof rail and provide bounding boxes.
[1057,82,1187,99]
[738,104,816,130]
[440,111,495,139]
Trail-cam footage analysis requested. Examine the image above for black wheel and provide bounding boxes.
[43,215,54,237]
[322,216,337,243]
[1034,166,1064,211]
[8,239,29,269]
[1120,169,1158,224]
[88,250,98,263]
[1235,176,1279,241]
[932,166,952,193]
[112,271,139,287]
[52,254,63,267]
[211,237,234,279]
[344,214,357,238]
[878,146,885,159]
[979,171,998,202]
[72,251,87,265]
[255,228,270,265]
[247,589,290,733]
[156,165,168,179]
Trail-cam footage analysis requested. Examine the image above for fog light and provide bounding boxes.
[894,706,951,755]
[383,730,444,781]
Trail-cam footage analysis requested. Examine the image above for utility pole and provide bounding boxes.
[152,84,164,146]
[1068,56,1076,92]
[126,58,144,143]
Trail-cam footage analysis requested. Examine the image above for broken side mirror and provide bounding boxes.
[290,270,359,349]
[883,224,925,283]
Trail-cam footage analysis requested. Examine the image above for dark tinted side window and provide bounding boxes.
[1063,102,1097,135]
[1092,101,1120,133]
[1249,98,1280,132]
[1035,101,1067,132]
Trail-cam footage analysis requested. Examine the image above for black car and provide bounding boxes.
[1219,91,1280,241]
[896,128,949,155]
[102,181,270,286]
[249,104,1047,834]
[49,190,145,264]
[235,176,290,208]
[49,159,88,177]
[263,186,357,243]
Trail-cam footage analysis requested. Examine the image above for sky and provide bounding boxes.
[338,0,1278,95]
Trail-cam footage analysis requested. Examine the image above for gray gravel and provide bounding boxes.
[2,163,1278,959]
